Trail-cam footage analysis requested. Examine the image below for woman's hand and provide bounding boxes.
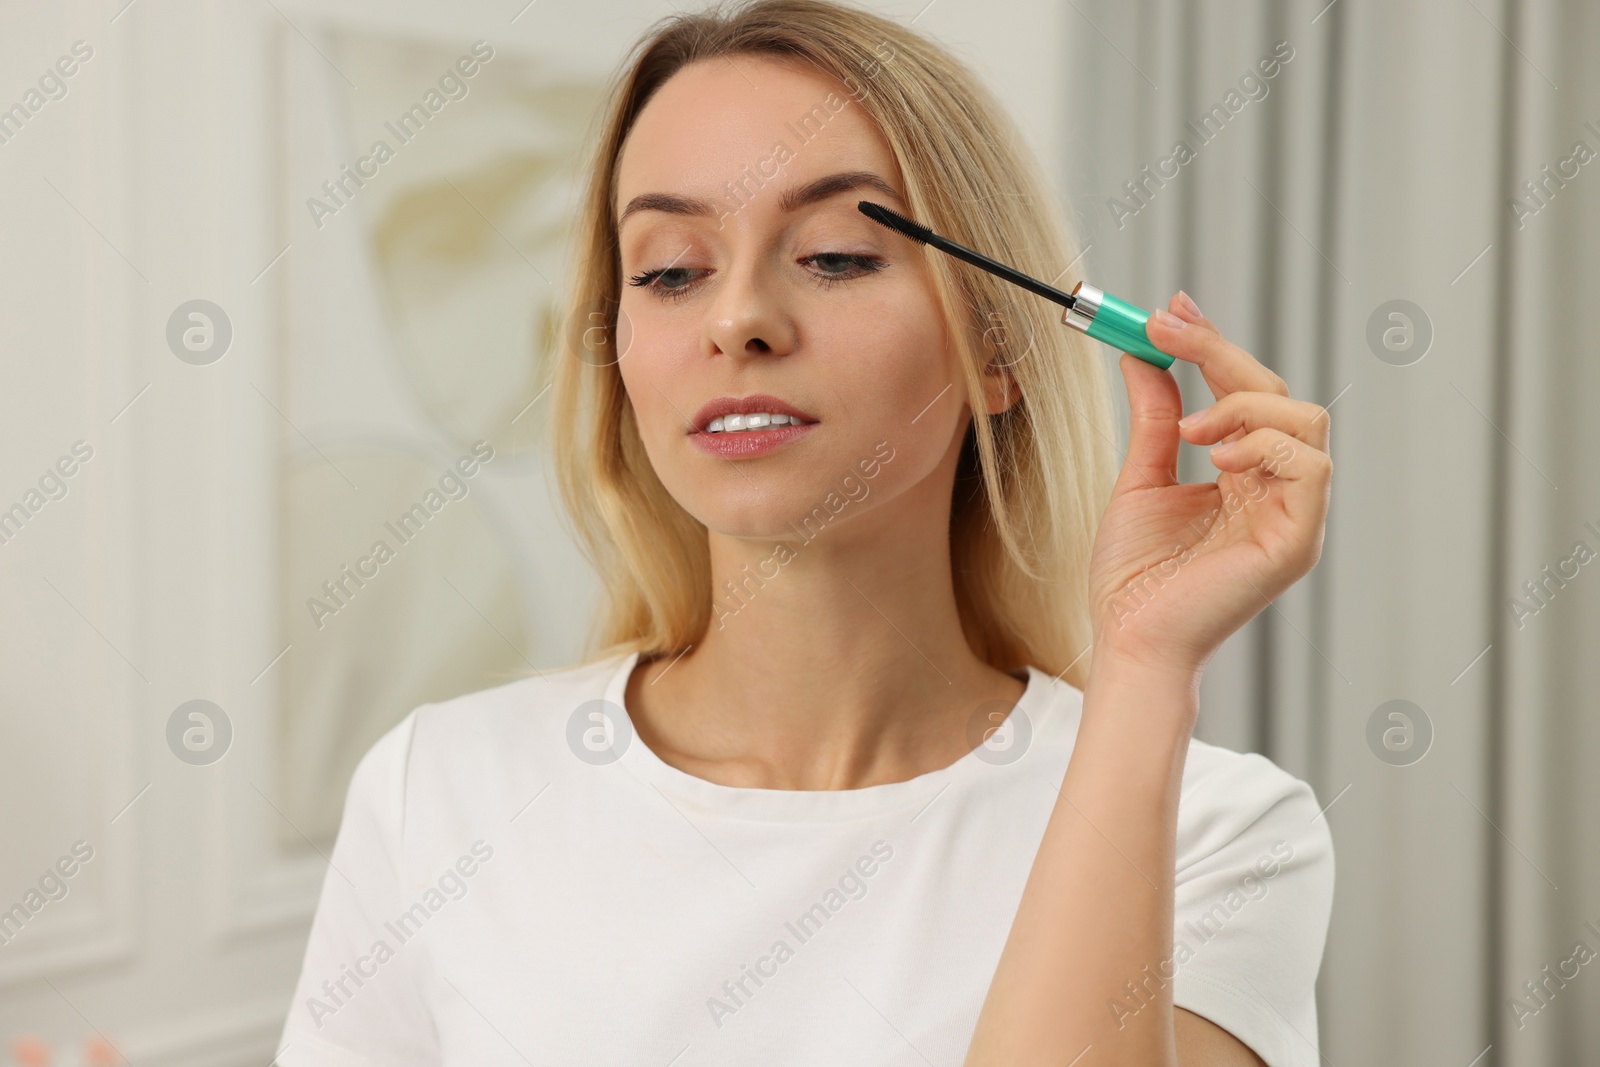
[1085,291,1332,678]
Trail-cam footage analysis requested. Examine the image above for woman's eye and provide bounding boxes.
[804,253,885,285]
[810,253,860,274]
[625,253,885,302]
[627,267,704,301]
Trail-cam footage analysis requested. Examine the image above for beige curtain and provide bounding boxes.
[1062,1,1599,1062]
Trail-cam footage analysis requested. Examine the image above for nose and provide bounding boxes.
[702,255,796,361]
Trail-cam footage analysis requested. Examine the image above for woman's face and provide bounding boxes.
[612,55,997,541]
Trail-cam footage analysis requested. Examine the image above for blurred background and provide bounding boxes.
[0,0,1594,1063]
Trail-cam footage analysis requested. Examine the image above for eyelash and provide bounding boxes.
[626,253,886,303]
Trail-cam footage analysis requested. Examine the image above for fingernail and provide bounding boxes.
[1178,405,1210,428]
[1177,290,1201,319]
[1152,309,1187,330]
[1210,441,1235,458]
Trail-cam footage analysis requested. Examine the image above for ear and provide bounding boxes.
[979,362,1022,416]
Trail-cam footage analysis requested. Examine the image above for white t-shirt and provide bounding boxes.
[277,649,1334,1067]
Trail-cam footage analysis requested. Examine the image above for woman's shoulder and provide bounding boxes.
[410,652,629,750]
[1162,740,1337,1065]
[1172,736,1335,886]
[1020,671,1333,881]
[342,651,631,814]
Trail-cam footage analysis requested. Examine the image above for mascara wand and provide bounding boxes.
[857,200,1175,370]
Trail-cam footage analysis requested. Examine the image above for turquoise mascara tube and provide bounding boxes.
[857,200,1175,371]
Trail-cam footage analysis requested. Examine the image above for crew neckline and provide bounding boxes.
[602,649,1056,824]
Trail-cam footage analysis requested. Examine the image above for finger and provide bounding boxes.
[1114,351,1184,493]
[1208,427,1333,531]
[1169,290,1220,334]
[1144,307,1290,401]
[1178,391,1331,452]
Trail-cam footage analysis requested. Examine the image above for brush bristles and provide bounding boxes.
[857,200,934,245]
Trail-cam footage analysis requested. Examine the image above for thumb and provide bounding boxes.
[1114,351,1183,493]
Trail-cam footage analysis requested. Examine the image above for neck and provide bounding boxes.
[630,436,1025,791]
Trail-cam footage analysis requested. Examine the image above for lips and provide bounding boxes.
[688,393,819,434]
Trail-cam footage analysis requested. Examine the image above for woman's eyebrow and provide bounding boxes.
[778,171,906,213]
[616,170,907,230]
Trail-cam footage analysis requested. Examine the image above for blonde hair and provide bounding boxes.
[544,0,1116,689]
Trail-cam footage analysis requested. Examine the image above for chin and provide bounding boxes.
[675,435,904,546]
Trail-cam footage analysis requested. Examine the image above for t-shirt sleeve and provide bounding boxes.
[276,708,441,1066]
[1165,742,1336,1067]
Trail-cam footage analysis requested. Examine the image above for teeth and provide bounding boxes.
[705,412,802,433]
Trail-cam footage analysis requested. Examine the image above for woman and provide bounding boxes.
[279,1,1334,1064]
